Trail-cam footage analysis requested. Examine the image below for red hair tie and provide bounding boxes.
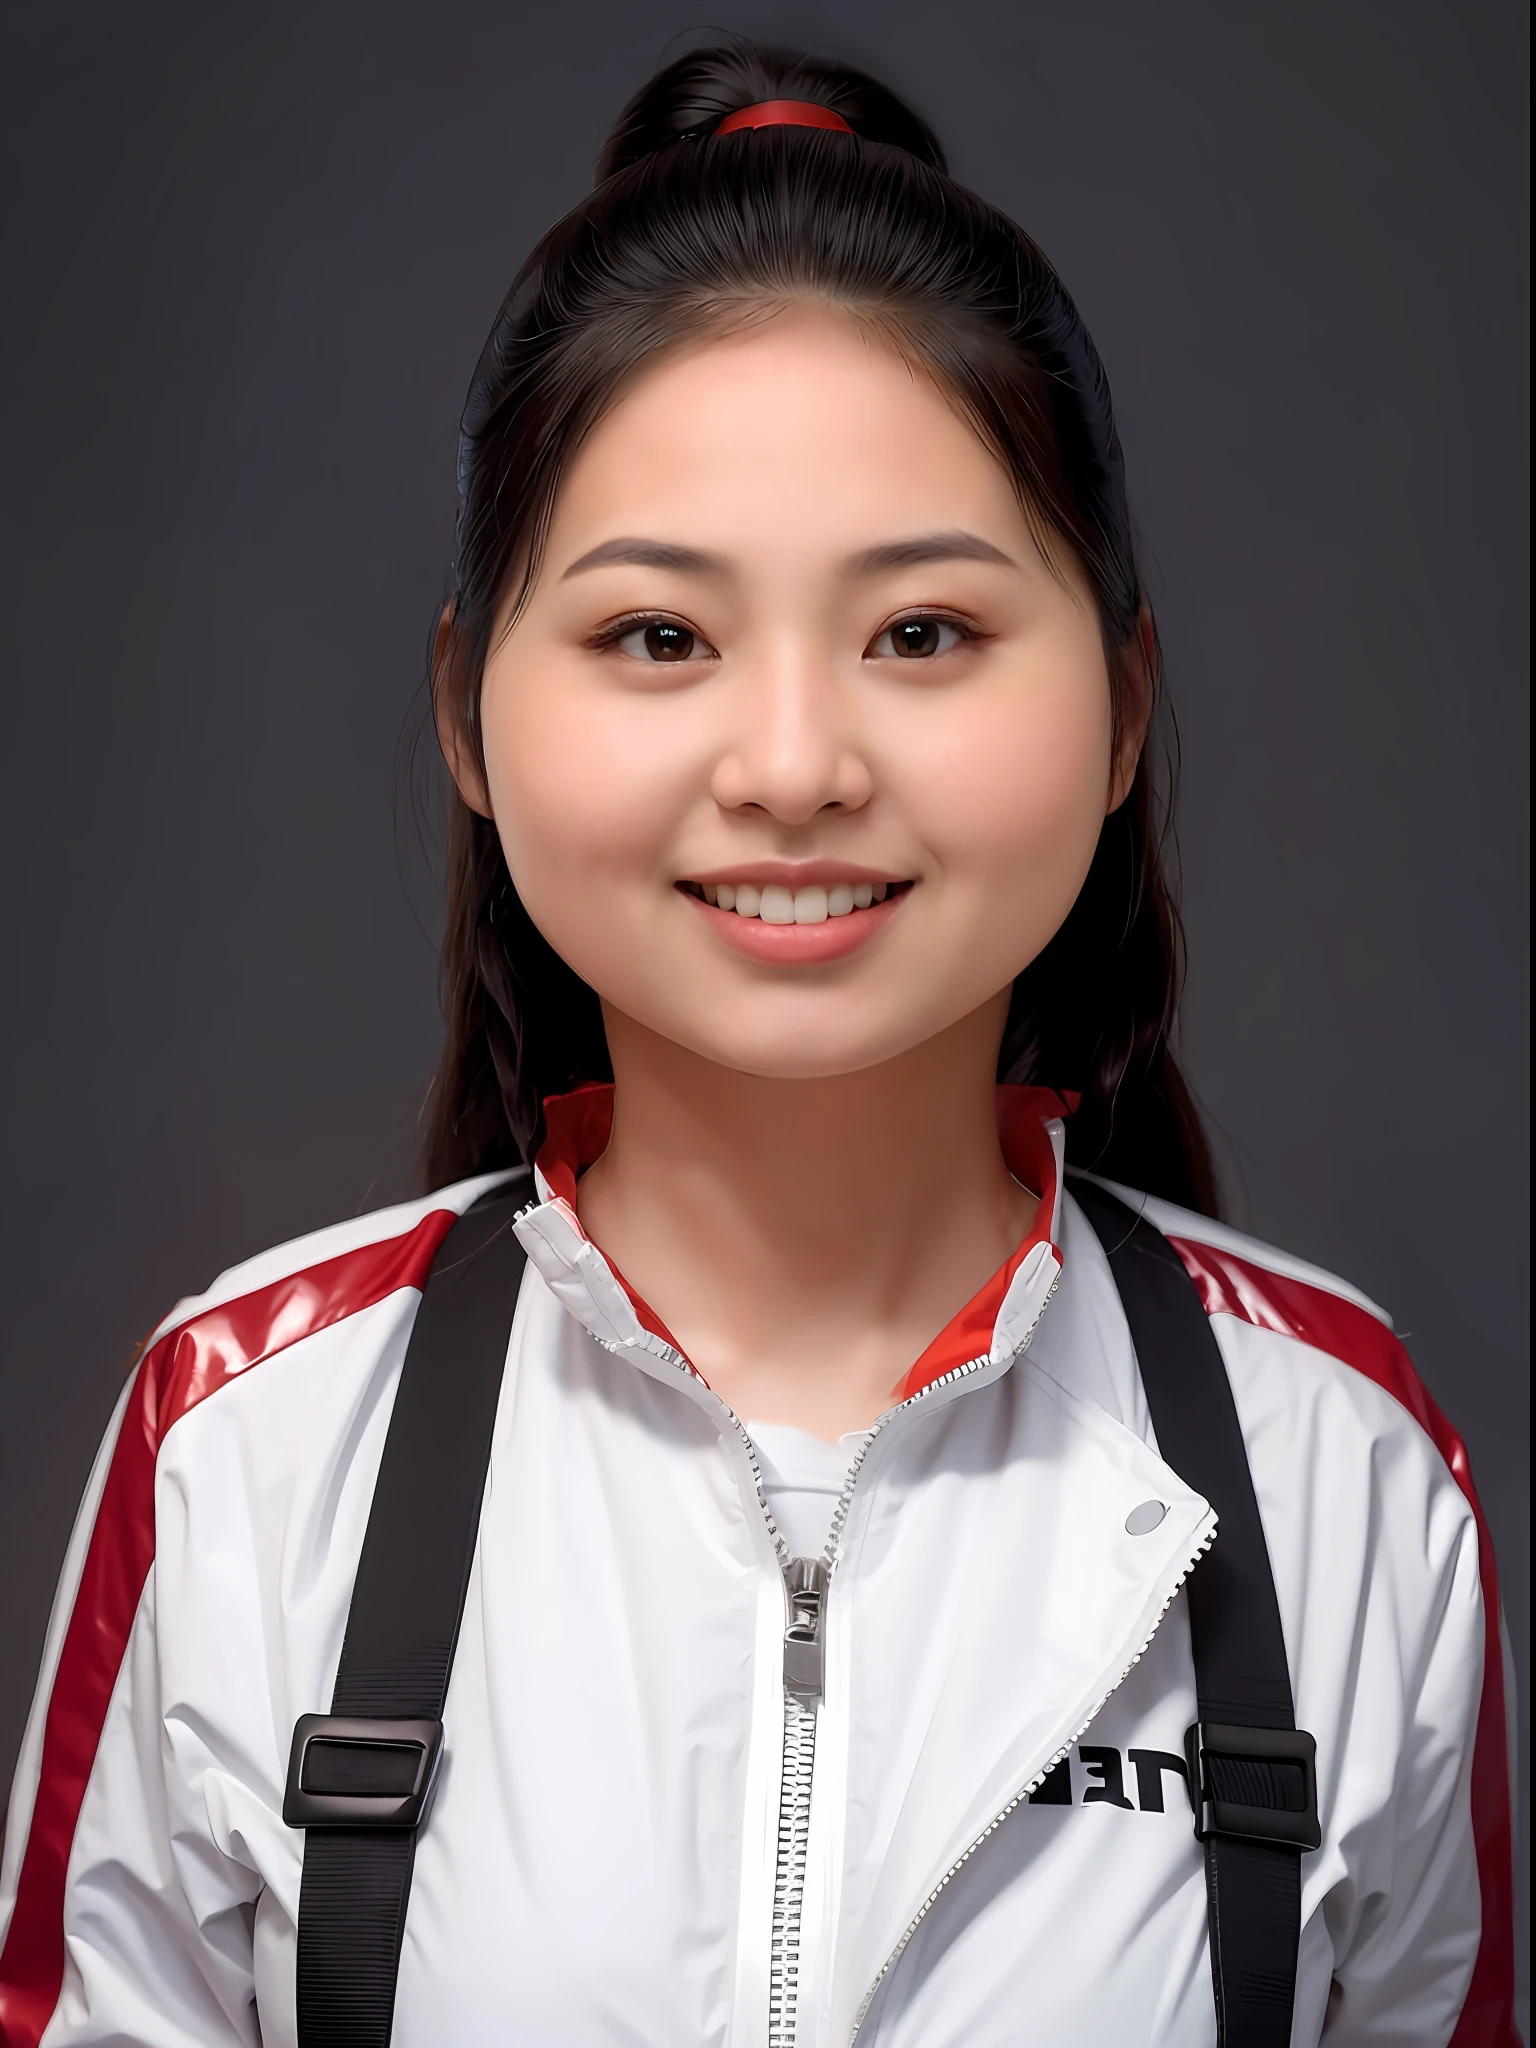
[715,100,854,137]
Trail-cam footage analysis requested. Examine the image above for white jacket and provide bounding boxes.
[0,1086,1516,2047]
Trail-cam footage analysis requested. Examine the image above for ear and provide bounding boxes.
[1106,605,1156,814]
[433,602,494,818]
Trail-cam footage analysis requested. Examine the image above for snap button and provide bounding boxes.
[1125,1500,1168,1535]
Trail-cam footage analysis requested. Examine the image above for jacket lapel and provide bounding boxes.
[817,1352,1215,2037]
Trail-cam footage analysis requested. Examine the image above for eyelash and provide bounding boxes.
[873,609,984,650]
[586,611,704,652]
[587,610,986,655]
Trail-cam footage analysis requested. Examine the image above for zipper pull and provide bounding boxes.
[783,1557,830,1704]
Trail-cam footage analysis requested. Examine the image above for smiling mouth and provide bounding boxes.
[678,879,914,926]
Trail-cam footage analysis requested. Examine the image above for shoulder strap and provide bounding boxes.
[284,1177,530,2048]
[1069,1178,1320,2048]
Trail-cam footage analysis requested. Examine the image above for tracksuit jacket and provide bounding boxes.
[0,1085,1517,2046]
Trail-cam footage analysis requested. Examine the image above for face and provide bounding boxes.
[461,305,1136,1082]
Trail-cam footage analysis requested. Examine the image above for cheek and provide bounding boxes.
[914,669,1114,932]
[477,663,698,934]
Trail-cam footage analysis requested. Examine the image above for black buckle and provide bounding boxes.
[1184,1721,1321,1851]
[282,1714,444,1830]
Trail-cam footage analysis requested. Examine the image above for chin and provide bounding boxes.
[672,1014,936,1083]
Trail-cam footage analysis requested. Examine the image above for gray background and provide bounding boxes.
[1,0,1527,2023]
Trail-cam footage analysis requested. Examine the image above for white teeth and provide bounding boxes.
[694,878,901,922]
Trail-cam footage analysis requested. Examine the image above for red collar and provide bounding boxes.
[535,1081,1067,1399]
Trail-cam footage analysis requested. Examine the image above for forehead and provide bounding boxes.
[543,303,1027,562]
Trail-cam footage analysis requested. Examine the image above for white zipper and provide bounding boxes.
[769,1684,820,2046]
[844,1514,1217,2043]
[584,1228,1067,2048]
[585,1317,821,2046]
[764,1267,1064,2046]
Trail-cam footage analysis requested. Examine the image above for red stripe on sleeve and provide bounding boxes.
[1168,1237,1517,2047]
[0,1208,457,2048]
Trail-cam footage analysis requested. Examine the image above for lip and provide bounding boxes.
[682,881,912,964]
[685,861,907,890]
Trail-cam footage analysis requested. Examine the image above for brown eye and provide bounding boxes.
[614,619,702,662]
[870,616,967,659]
[894,619,939,658]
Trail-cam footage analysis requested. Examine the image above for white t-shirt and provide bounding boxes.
[745,1419,872,1561]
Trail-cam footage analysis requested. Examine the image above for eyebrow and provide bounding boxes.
[561,538,728,579]
[559,527,1018,583]
[849,530,1017,574]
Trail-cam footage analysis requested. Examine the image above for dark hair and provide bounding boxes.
[422,40,1219,1216]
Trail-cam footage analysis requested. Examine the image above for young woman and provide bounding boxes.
[0,42,1514,2048]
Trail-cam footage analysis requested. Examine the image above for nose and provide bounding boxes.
[709,641,874,826]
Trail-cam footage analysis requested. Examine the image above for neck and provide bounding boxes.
[574,998,1038,1438]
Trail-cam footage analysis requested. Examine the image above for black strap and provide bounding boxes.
[290,1177,529,2048]
[1070,1178,1317,2048]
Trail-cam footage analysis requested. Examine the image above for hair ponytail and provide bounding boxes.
[421,40,1219,1216]
[594,45,946,179]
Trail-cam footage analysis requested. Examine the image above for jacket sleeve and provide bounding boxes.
[0,1371,262,2048]
[1171,1228,1519,2047]
[1327,1490,1507,2048]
